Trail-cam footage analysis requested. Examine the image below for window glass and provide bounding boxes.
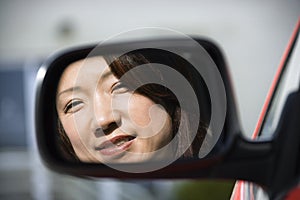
[260,31,300,138]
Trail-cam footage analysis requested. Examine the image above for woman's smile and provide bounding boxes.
[95,134,136,156]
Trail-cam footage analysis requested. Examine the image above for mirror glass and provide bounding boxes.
[50,41,227,172]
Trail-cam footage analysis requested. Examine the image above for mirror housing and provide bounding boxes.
[35,37,248,177]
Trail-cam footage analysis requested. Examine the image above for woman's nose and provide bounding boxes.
[93,95,119,133]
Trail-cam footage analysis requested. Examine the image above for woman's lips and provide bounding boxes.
[95,135,136,156]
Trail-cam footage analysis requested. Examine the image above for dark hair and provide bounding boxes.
[57,48,210,161]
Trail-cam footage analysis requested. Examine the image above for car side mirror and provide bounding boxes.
[35,36,266,177]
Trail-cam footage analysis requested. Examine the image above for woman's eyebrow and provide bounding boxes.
[57,86,81,98]
[99,70,113,82]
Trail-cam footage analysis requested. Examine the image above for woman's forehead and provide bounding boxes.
[59,56,111,88]
[71,56,109,76]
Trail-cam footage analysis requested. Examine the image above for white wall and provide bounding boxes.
[0,0,299,136]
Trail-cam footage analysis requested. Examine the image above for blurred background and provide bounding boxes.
[0,0,299,199]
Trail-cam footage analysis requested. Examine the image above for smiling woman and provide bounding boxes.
[55,49,210,164]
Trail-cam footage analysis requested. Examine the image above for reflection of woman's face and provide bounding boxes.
[56,56,173,163]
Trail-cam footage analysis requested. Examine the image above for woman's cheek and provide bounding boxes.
[128,94,153,127]
[62,118,80,145]
[127,94,172,143]
[62,114,88,148]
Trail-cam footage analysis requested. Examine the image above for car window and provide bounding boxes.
[260,30,300,138]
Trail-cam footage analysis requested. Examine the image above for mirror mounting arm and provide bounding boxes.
[214,133,274,189]
[218,90,300,198]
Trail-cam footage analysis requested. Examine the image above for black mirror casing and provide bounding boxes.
[35,37,242,177]
[35,37,277,184]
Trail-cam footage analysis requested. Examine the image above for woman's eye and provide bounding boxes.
[64,100,83,114]
[111,82,129,94]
